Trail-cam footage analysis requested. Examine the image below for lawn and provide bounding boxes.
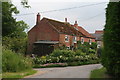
[90,67,109,78]
[2,69,37,79]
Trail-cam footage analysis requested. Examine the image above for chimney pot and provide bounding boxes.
[75,21,77,24]
[74,20,78,29]
[65,18,67,23]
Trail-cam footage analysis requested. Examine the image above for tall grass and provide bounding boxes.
[2,48,33,72]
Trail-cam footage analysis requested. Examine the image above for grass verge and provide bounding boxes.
[90,67,109,78]
[2,69,37,78]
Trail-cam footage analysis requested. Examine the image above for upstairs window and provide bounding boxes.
[65,35,69,42]
[74,36,77,43]
[81,38,84,44]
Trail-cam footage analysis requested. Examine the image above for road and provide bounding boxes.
[26,64,102,78]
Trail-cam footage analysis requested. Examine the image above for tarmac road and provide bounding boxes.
[27,64,102,78]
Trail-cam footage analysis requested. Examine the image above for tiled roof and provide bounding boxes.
[91,33,103,41]
[77,26,95,38]
[43,18,83,36]
[95,30,104,34]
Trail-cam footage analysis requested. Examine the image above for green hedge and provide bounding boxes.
[2,48,33,72]
[102,2,120,78]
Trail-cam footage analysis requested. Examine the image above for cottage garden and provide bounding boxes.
[33,42,99,68]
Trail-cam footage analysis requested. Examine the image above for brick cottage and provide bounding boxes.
[27,13,95,56]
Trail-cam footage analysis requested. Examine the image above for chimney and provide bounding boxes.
[36,13,40,24]
[74,21,78,29]
[65,18,67,23]
[74,21,78,25]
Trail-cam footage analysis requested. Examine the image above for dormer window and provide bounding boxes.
[65,35,69,42]
[74,36,77,43]
[81,38,84,44]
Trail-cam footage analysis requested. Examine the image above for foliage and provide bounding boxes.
[2,36,28,54]
[2,2,19,37]
[33,49,99,67]
[2,48,33,72]
[21,0,31,8]
[90,67,107,78]
[77,41,97,54]
[102,2,120,78]
[2,2,29,54]
[50,49,75,57]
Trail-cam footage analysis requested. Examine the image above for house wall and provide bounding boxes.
[80,37,95,43]
[91,38,95,42]
[27,19,59,54]
[59,34,71,47]
[59,34,80,48]
[36,19,59,41]
[27,26,38,54]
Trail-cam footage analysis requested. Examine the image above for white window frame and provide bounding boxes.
[89,39,92,45]
[74,36,77,43]
[65,35,69,42]
[81,37,84,44]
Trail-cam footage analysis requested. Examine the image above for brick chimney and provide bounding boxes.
[74,21,78,29]
[36,13,40,24]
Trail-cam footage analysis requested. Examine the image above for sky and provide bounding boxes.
[12,0,109,33]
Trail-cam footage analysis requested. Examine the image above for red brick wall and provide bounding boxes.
[59,34,80,47]
[27,19,59,54]
[80,37,95,43]
[91,38,95,42]
[27,26,38,54]
[36,19,59,41]
[59,34,71,47]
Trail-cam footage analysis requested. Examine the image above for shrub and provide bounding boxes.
[77,41,97,54]
[33,49,100,67]
[50,49,75,57]
[2,48,33,72]
[102,2,120,78]
[2,37,27,54]
[88,49,96,54]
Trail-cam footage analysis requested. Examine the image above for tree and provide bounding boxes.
[102,2,120,77]
[2,2,29,54]
[2,2,19,37]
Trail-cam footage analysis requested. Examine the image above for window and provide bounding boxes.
[65,35,69,42]
[74,36,77,43]
[81,38,84,44]
[89,39,92,45]
[67,46,70,49]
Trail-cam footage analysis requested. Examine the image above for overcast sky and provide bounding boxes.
[12,0,109,33]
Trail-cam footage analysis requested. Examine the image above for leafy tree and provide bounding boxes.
[2,2,29,54]
[10,20,29,38]
[2,2,19,37]
[102,2,120,77]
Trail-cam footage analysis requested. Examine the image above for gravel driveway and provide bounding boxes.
[26,64,102,78]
